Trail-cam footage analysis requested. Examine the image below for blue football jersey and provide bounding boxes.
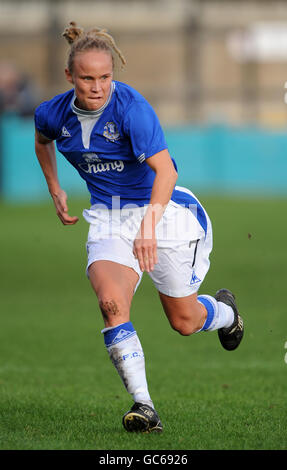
[35,81,175,208]
[35,81,207,233]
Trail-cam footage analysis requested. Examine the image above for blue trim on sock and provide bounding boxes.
[198,296,215,331]
[103,321,136,348]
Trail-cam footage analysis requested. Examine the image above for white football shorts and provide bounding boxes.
[83,187,213,298]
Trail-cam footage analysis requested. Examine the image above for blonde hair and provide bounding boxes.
[62,21,126,72]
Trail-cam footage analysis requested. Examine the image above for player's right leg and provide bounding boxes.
[88,260,137,328]
[88,259,162,433]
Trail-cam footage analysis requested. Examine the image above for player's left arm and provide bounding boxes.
[133,149,178,272]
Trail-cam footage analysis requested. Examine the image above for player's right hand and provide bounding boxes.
[51,189,79,225]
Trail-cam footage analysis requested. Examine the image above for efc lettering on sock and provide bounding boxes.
[123,351,144,360]
[102,322,154,408]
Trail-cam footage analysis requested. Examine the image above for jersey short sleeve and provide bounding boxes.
[123,99,167,160]
[34,101,58,141]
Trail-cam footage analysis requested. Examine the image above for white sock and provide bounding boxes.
[216,301,235,330]
[102,322,154,408]
[197,295,235,331]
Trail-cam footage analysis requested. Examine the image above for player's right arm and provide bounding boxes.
[35,129,79,225]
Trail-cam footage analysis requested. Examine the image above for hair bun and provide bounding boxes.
[62,21,84,44]
[62,21,126,71]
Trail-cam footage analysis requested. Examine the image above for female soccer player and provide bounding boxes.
[34,22,244,433]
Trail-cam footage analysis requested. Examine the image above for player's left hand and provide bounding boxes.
[133,224,158,272]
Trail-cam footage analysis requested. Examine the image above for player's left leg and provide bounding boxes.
[150,202,244,350]
[158,288,244,350]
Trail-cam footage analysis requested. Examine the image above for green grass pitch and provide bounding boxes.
[0,195,286,450]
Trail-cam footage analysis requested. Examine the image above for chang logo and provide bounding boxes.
[78,157,124,174]
[103,121,120,141]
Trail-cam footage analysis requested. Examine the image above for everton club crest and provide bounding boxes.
[103,121,120,142]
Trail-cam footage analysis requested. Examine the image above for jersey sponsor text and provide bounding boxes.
[78,159,124,174]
